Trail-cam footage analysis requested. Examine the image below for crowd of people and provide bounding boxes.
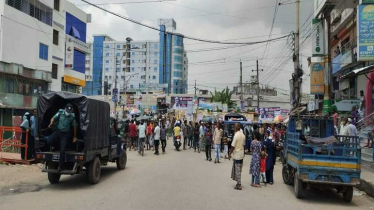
[121,117,284,191]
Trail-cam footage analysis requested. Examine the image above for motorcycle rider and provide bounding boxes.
[173,123,181,151]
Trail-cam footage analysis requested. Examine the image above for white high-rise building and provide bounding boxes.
[101,40,160,94]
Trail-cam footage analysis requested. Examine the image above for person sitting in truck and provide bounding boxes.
[48,103,77,171]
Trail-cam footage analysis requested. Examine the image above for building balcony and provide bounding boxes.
[332,38,357,75]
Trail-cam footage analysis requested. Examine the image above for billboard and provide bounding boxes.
[310,62,325,95]
[255,107,281,122]
[311,19,325,56]
[171,96,193,110]
[126,94,134,104]
[357,4,374,61]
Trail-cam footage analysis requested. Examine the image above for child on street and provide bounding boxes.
[260,151,267,186]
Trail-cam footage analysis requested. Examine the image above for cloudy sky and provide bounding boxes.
[71,0,314,94]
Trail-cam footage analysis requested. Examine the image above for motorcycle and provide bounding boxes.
[174,135,181,151]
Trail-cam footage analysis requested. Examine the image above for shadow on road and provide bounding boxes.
[284,184,358,206]
[43,166,122,191]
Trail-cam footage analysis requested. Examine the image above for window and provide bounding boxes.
[116,52,120,56]
[39,43,48,60]
[121,76,125,79]
[154,44,158,49]
[52,64,58,79]
[174,64,182,70]
[109,76,112,79]
[143,60,146,63]
[174,56,182,62]
[154,67,157,71]
[130,85,134,89]
[106,45,109,48]
[5,78,14,93]
[105,68,109,71]
[154,52,158,57]
[106,53,110,56]
[132,52,135,55]
[132,67,135,71]
[141,75,146,79]
[53,30,59,45]
[106,60,109,63]
[7,0,52,26]
[132,60,135,63]
[154,59,157,64]
[173,71,182,77]
[54,0,60,11]
[131,44,135,48]
[153,76,156,80]
[143,67,146,71]
[116,67,120,72]
[173,48,183,54]
[117,45,120,49]
[142,44,147,48]
[105,76,108,79]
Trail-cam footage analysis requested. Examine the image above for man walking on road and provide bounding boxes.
[183,120,189,150]
[194,122,200,153]
[129,120,137,151]
[138,121,146,155]
[160,124,167,154]
[154,123,160,155]
[213,123,223,164]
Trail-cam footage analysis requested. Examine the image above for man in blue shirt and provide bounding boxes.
[48,103,77,171]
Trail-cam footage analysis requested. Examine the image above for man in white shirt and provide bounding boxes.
[339,117,349,136]
[347,118,358,156]
[138,121,146,155]
[153,124,160,155]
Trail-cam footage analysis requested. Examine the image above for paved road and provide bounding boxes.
[1,147,374,210]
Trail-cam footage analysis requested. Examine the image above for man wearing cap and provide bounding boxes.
[48,103,77,170]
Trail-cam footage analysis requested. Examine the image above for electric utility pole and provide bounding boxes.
[252,59,263,111]
[292,0,302,110]
[240,60,243,111]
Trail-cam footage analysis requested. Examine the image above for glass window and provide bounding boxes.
[154,52,158,57]
[5,78,15,93]
[52,63,58,79]
[154,44,158,49]
[153,76,156,80]
[106,45,109,48]
[106,60,109,63]
[132,52,135,55]
[53,30,59,46]
[117,45,120,49]
[130,85,134,88]
[39,43,48,60]
[154,67,157,71]
[132,67,135,72]
[105,68,109,71]
[132,60,135,63]
[154,60,157,64]
[116,67,120,72]
[106,53,109,56]
[116,52,120,56]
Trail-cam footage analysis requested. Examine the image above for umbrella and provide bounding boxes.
[130,109,141,115]
[273,115,284,122]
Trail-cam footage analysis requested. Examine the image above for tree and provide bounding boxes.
[210,87,236,109]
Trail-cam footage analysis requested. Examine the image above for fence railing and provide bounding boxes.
[0,126,29,162]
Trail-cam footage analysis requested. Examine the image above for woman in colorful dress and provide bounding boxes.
[250,132,262,188]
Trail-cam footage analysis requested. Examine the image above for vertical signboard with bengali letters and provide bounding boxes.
[357,4,374,61]
[310,62,325,95]
[312,19,324,57]
[65,41,74,69]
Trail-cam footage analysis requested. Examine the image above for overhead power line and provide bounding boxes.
[81,0,290,45]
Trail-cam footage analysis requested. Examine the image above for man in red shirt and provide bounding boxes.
[129,120,137,151]
[332,110,339,135]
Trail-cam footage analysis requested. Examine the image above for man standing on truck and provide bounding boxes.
[48,103,77,171]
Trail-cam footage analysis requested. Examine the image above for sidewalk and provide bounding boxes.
[357,164,374,197]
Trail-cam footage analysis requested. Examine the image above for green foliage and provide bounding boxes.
[210,87,237,109]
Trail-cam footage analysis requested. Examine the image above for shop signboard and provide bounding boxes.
[357,4,374,61]
[310,62,325,95]
[126,94,134,104]
[256,107,281,122]
[360,0,374,4]
[312,19,325,57]
[331,99,360,112]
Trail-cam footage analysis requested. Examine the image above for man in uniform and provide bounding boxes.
[48,103,77,171]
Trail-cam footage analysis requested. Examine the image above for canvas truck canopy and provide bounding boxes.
[37,92,110,150]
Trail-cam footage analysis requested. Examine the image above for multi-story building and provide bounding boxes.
[159,19,188,94]
[0,0,90,125]
[312,0,374,115]
[83,36,161,96]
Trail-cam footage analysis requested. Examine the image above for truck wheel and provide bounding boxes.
[294,172,304,199]
[88,157,101,184]
[48,172,61,184]
[282,165,293,185]
[343,186,353,202]
[116,152,127,170]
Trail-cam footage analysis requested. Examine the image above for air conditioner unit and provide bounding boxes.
[331,9,341,25]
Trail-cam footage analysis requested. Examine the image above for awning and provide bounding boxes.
[341,64,374,79]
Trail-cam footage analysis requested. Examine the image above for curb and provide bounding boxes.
[356,179,374,197]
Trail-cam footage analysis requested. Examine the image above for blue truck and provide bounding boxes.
[282,115,361,202]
